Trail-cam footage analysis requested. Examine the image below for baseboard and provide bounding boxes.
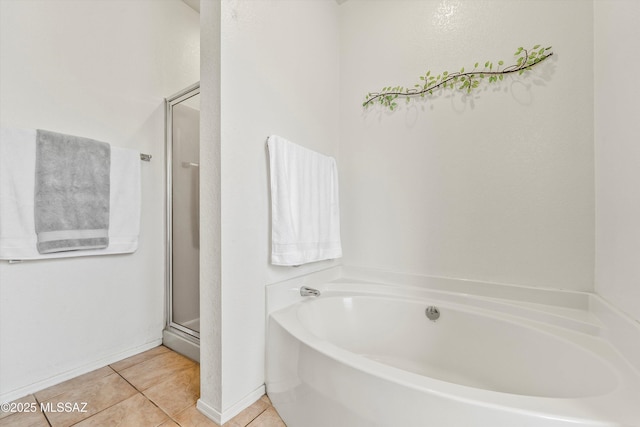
[196,398,222,424]
[0,338,162,404]
[163,328,200,362]
[197,384,266,425]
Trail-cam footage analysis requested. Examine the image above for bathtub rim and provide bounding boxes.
[265,266,640,375]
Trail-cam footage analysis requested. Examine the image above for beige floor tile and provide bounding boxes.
[173,404,221,427]
[0,408,49,427]
[0,395,38,421]
[34,366,114,402]
[246,407,286,427]
[3,348,288,427]
[223,396,270,427]
[110,345,171,372]
[119,350,197,391]
[260,394,272,406]
[143,364,200,417]
[73,392,169,427]
[42,372,137,427]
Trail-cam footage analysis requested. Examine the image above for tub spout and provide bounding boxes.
[300,286,321,297]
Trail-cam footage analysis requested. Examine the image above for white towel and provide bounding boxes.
[267,135,342,266]
[0,128,140,260]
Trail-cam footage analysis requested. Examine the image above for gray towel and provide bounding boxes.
[35,129,111,253]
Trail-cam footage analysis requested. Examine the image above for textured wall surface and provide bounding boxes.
[212,0,340,419]
[339,0,594,291]
[595,0,640,323]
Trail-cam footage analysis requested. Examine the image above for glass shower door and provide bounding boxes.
[165,83,200,357]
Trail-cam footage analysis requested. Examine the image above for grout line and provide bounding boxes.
[111,369,170,423]
[141,393,177,427]
[32,393,53,427]
[108,347,171,374]
[113,370,143,394]
[112,364,194,427]
[170,403,199,427]
[64,372,154,427]
[65,377,137,427]
[243,406,270,427]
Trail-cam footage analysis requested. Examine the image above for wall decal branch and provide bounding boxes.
[363,45,554,111]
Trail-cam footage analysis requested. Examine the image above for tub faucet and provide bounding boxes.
[300,286,321,297]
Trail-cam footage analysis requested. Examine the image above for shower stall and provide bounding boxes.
[163,83,200,361]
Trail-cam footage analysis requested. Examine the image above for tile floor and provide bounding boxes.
[0,346,286,427]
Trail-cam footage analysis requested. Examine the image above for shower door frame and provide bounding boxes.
[165,82,201,347]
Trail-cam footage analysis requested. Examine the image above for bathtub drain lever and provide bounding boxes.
[300,286,321,297]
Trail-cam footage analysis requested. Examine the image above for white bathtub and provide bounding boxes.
[266,281,640,426]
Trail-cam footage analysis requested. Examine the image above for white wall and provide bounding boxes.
[198,0,341,420]
[0,0,199,401]
[594,0,640,323]
[198,0,222,415]
[339,0,594,291]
